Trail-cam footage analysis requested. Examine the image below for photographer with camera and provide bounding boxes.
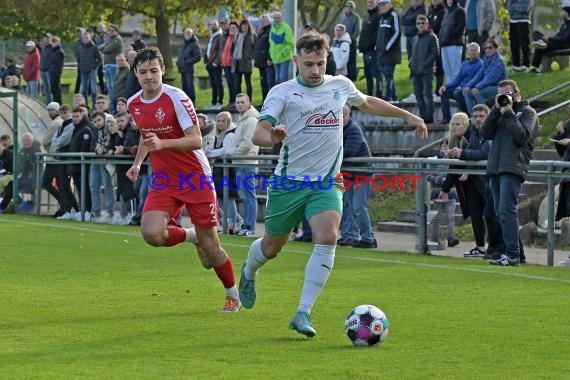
[480,80,539,266]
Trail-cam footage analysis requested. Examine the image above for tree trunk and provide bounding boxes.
[155,11,173,76]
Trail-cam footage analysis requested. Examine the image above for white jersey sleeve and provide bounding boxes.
[165,85,198,132]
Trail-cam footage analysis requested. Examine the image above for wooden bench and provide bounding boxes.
[541,48,570,72]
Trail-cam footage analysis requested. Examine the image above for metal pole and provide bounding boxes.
[283,0,298,79]
[222,156,229,234]
[546,163,555,266]
[80,153,86,222]
[34,153,42,215]
[12,91,19,211]
[415,162,428,254]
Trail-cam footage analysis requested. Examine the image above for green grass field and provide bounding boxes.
[1,215,569,379]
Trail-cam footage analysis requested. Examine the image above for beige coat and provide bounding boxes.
[227,106,260,165]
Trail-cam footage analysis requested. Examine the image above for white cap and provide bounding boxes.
[47,102,60,111]
[26,40,35,48]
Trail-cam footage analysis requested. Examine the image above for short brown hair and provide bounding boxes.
[498,79,521,97]
[115,111,130,119]
[296,33,329,55]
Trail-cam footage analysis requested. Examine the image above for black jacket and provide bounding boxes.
[376,7,402,65]
[403,4,427,38]
[439,0,466,47]
[254,24,272,68]
[428,3,446,35]
[78,41,101,73]
[19,141,42,189]
[125,70,142,99]
[49,45,65,75]
[0,148,13,174]
[409,31,439,76]
[480,100,539,180]
[39,45,52,72]
[358,7,381,53]
[177,35,202,74]
[549,18,570,46]
[69,119,95,155]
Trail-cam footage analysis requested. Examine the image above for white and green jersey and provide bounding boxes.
[260,75,366,181]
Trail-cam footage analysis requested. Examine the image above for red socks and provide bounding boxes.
[214,258,236,289]
[164,226,187,247]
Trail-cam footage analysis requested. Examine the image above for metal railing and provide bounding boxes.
[33,152,570,266]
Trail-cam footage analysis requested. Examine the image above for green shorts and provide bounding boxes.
[264,175,343,235]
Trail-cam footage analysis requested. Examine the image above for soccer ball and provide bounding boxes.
[345,304,389,346]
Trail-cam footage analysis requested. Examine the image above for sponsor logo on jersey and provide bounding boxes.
[305,110,340,128]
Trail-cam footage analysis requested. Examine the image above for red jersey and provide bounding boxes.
[128,84,214,204]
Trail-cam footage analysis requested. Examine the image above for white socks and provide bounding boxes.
[298,244,335,314]
[185,228,197,243]
[226,286,239,299]
[244,238,268,280]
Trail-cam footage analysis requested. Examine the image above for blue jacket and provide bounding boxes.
[507,0,533,22]
[466,52,507,90]
[446,57,483,88]
[343,118,371,178]
[460,125,491,161]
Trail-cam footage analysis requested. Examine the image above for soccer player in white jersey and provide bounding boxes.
[239,33,428,337]
[126,47,241,312]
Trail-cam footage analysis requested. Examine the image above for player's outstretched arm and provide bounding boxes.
[252,120,288,147]
[357,96,428,139]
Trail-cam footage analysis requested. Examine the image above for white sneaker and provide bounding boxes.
[402,93,417,103]
[556,257,570,267]
[74,211,91,221]
[93,215,113,224]
[56,211,75,220]
[112,216,129,225]
[242,230,256,237]
[531,40,547,49]
[432,94,441,102]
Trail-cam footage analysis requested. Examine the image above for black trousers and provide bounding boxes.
[509,22,531,67]
[466,183,486,247]
[70,168,91,213]
[531,31,570,68]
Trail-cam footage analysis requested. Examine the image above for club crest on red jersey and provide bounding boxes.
[155,107,165,123]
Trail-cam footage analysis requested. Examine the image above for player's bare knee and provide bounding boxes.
[199,239,222,257]
[261,237,287,259]
[315,230,338,246]
[141,229,167,247]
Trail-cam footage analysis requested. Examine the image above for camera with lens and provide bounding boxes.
[497,91,514,107]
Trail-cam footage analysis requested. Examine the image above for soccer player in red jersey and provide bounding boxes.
[126,47,240,312]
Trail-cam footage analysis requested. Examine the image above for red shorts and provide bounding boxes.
[143,190,218,227]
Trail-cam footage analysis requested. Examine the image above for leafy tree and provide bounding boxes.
[0,0,112,40]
